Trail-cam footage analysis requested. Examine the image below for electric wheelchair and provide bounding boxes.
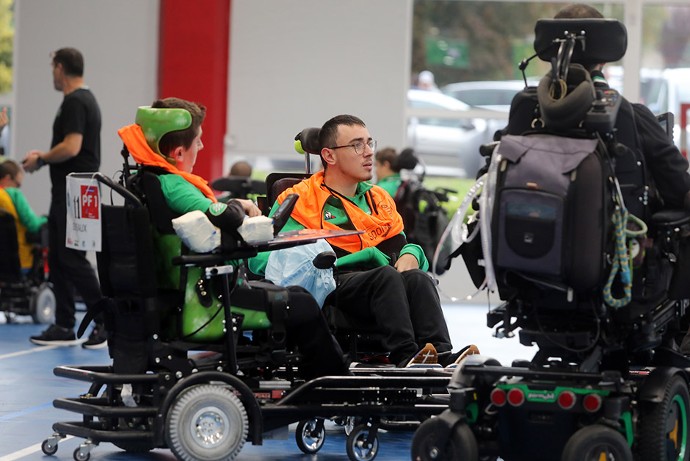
[0,207,54,323]
[42,133,453,461]
[412,18,690,461]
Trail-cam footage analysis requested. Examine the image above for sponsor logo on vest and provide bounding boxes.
[367,224,391,241]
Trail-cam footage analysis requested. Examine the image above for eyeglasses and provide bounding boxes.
[328,139,377,156]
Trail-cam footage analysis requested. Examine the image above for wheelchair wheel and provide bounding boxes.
[295,418,326,454]
[346,423,379,461]
[561,425,632,461]
[166,384,248,461]
[637,375,690,461]
[411,418,478,461]
[31,283,55,324]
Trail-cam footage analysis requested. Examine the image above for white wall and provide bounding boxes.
[13,0,160,214]
[12,0,414,211]
[226,0,412,169]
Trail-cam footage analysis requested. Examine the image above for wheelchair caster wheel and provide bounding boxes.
[41,437,59,455]
[295,418,326,454]
[73,447,90,461]
[72,439,96,461]
[346,423,379,461]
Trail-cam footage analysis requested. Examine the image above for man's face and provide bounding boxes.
[329,124,375,183]
[52,62,63,92]
[176,128,204,173]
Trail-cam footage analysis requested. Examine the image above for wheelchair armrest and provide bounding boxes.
[650,209,690,228]
[25,222,49,246]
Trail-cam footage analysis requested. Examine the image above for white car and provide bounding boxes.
[440,79,536,152]
[407,88,489,177]
[441,80,532,113]
[641,68,690,150]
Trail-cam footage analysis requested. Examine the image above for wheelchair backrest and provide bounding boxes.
[123,166,276,339]
[0,209,21,281]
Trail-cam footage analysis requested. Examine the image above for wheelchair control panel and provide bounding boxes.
[583,87,621,134]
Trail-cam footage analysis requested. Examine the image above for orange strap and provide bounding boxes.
[277,171,403,253]
[118,124,217,202]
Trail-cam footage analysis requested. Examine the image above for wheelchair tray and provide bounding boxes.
[264,228,363,246]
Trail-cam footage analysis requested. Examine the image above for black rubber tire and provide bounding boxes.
[72,447,90,461]
[346,423,380,461]
[166,384,248,461]
[295,418,326,454]
[41,439,58,455]
[636,375,690,461]
[411,418,478,461]
[31,283,55,324]
[561,425,632,461]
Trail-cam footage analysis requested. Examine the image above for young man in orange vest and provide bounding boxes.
[250,114,478,367]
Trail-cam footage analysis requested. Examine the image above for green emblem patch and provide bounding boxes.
[208,202,227,216]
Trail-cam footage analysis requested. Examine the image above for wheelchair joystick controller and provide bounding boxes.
[583,88,622,134]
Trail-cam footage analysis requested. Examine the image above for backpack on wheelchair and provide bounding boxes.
[413,17,690,461]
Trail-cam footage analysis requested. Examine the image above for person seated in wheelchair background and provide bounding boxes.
[0,159,47,274]
[249,114,479,368]
[544,3,690,350]
[374,146,401,197]
[115,97,348,379]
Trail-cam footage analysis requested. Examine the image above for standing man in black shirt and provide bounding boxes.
[23,47,106,349]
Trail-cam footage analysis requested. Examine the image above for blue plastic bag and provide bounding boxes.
[265,239,336,307]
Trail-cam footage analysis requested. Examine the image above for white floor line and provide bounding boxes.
[0,345,60,360]
[0,436,73,461]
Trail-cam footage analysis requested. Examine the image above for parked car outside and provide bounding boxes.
[640,68,690,151]
[406,88,489,178]
[440,79,537,146]
[441,80,532,113]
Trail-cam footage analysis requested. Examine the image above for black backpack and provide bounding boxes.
[395,180,450,264]
[490,133,614,296]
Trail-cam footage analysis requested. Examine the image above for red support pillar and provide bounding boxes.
[158,0,231,182]
[681,103,690,158]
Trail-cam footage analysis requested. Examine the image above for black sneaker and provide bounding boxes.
[30,324,79,346]
[82,325,108,350]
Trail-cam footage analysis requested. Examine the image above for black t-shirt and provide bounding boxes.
[49,87,101,206]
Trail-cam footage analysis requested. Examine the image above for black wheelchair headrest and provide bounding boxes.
[537,63,596,130]
[534,18,627,66]
[397,148,419,171]
[294,127,321,155]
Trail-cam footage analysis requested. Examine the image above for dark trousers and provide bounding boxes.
[329,265,452,365]
[49,201,103,330]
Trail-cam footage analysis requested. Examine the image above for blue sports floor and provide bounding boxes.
[0,303,524,461]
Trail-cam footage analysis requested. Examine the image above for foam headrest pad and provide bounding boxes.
[397,148,419,170]
[534,18,627,66]
[537,64,595,130]
[135,107,192,155]
[294,127,321,155]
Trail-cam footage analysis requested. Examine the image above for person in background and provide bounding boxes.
[0,159,47,273]
[415,70,440,92]
[250,114,479,368]
[0,107,9,156]
[22,47,106,349]
[374,147,401,198]
[228,160,252,178]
